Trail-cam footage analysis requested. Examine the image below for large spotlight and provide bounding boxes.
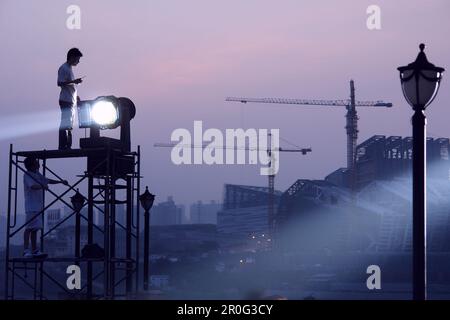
[78,95,136,151]
[78,96,122,130]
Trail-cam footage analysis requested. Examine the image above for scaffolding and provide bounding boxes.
[3,144,141,300]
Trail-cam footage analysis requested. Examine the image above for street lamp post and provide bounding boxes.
[397,44,445,300]
[139,186,155,291]
[71,189,85,261]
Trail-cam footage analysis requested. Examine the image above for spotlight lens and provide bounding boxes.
[91,101,118,126]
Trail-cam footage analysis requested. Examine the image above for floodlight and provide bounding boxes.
[78,96,122,130]
[78,95,136,151]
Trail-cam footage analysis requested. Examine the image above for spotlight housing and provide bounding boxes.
[77,95,136,152]
[78,96,122,129]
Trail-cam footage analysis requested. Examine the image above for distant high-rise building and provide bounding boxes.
[190,200,221,224]
[178,204,186,224]
[63,206,75,227]
[151,196,183,225]
[47,209,62,239]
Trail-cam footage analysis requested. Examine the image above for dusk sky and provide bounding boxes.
[0,0,449,208]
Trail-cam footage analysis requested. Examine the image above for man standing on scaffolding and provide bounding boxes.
[23,157,68,258]
[57,48,83,150]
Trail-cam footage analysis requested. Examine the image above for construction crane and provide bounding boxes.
[154,138,311,240]
[226,80,393,189]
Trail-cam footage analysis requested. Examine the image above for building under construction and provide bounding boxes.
[275,135,450,253]
[218,135,450,253]
[326,135,450,190]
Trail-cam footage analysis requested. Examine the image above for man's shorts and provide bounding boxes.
[59,100,75,130]
[25,211,43,231]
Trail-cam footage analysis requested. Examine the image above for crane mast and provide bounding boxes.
[346,79,357,170]
[226,80,392,187]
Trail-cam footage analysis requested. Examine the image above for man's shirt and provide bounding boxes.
[23,171,49,213]
[58,62,77,105]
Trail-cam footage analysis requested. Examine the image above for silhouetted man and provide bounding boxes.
[23,157,67,258]
[57,48,83,150]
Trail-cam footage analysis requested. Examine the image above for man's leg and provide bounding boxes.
[67,104,75,148]
[59,103,69,149]
[59,101,74,149]
[59,128,68,149]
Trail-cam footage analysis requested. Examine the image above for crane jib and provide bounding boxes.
[226,97,392,108]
